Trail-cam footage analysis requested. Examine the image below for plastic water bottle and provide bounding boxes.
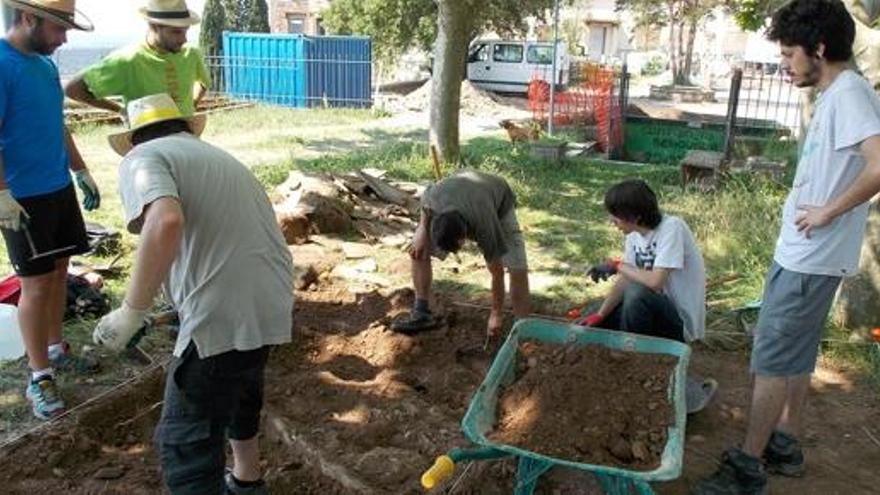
[0,304,25,361]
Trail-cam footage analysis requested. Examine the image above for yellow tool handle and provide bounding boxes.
[421,455,455,490]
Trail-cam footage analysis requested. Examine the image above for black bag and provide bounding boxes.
[65,274,110,320]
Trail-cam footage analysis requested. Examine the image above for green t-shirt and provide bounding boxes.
[82,43,210,116]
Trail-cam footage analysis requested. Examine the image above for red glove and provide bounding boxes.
[576,312,604,327]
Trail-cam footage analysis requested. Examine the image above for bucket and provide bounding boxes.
[0,303,25,360]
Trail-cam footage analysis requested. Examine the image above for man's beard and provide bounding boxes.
[27,29,58,55]
[793,57,822,88]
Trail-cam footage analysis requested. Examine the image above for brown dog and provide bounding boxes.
[499,119,540,143]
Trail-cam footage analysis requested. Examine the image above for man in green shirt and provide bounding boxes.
[64,0,209,117]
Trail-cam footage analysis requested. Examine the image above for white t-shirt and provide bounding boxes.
[774,70,880,277]
[624,215,706,341]
[119,133,294,358]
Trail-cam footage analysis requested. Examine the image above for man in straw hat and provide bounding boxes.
[93,93,292,495]
[64,0,209,118]
[0,0,101,421]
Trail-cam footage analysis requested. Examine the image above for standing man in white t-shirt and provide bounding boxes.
[694,1,880,494]
[578,179,706,344]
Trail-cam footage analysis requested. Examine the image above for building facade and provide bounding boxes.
[269,0,330,35]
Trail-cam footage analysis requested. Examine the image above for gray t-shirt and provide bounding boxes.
[421,170,516,262]
[775,70,880,276]
[118,133,294,358]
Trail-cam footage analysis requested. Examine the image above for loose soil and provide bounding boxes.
[490,342,677,471]
[0,261,878,494]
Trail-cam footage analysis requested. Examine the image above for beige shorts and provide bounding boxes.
[432,209,528,271]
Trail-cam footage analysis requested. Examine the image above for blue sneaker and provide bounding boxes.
[25,376,66,420]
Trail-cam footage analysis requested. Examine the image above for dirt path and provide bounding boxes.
[0,268,877,494]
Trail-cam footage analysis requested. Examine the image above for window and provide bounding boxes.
[468,44,489,62]
[493,44,523,63]
[287,14,306,34]
[527,45,554,65]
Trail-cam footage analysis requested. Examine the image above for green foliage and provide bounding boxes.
[242,0,270,33]
[641,54,666,76]
[199,0,226,54]
[728,0,788,32]
[321,0,561,65]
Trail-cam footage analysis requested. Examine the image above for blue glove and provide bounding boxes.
[75,169,100,211]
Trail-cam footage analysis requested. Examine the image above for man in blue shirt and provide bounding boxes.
[0,0,100,420]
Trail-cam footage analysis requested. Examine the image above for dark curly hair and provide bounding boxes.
[604,179,662,229]
[766,0,855,62]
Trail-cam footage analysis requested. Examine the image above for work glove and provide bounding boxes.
[587,258,621,283]
[74,169,101,211]
[0,190,28,231]
[576,312,604,327]
[93,301,148,352]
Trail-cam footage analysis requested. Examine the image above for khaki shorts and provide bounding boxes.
[432,209,528,271]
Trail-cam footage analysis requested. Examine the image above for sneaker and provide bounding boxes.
[225,470,268,495]
[49,341,100,374]
[691,448,768,495]
[25,376,66,420]
[763,430,805,477]
[391,310,441,335]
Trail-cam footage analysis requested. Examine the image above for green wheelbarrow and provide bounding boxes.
[421,318,691,495]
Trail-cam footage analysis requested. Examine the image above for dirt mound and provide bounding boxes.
[491,342,677,471]
[402,80,510,115]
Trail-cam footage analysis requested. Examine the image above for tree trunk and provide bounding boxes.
[836,201,880,334]
[682,16,697,87]
[668,4,678,86]
[429,0,473,164]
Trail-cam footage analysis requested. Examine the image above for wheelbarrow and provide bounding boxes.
[421,318,691,495]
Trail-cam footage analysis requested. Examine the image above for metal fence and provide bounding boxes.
[727,66,801,132]
[203,34,374,109]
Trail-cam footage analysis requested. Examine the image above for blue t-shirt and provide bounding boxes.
[0,39,70,199]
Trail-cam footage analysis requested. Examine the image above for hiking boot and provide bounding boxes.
[25,376,66,420]
[763,430,805,477]
[691,448,768,495]
[391,310,441,335]
[49,341,100,374]
[225,470,268,495]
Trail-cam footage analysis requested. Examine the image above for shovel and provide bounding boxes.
[124,310,179,364]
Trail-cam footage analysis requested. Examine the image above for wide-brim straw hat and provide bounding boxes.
[2,0,94,31]
[139,0,200,28]
[108,93,206,157]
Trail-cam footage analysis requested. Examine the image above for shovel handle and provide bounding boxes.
[421,455,455,490]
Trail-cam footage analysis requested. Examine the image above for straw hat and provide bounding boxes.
[108,94,206,157]
[2,0,93,31]
[139,0,200,28]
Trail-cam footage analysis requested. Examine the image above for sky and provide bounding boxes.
[66,0,207,48]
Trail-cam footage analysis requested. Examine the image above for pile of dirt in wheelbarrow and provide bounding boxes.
[490,341,678,471]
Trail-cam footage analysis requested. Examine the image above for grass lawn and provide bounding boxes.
[0,104,876,433]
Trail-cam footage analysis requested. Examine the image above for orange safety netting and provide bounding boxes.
[529,63,624,153]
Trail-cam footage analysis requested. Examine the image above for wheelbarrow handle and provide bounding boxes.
[421,455,455,490]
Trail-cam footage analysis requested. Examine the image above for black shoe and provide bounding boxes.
[391,311,441,334]
[225,470,268,495]
[763,430,805,477]
[691,448,768,495]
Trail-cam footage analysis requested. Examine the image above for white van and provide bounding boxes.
[466,39,569,94]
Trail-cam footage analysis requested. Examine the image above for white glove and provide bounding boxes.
[93,301,148,352]
[0,189,28,231]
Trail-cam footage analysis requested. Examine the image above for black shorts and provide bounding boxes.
[1,184,89,277]
[156,342,271,495]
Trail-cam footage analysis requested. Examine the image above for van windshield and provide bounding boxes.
[493,44,524,63]
[527,46,554,65]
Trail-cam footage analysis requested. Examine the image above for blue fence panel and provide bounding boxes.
[222,32,306,108]
[221,33,371,109]
[304,36,372,108]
